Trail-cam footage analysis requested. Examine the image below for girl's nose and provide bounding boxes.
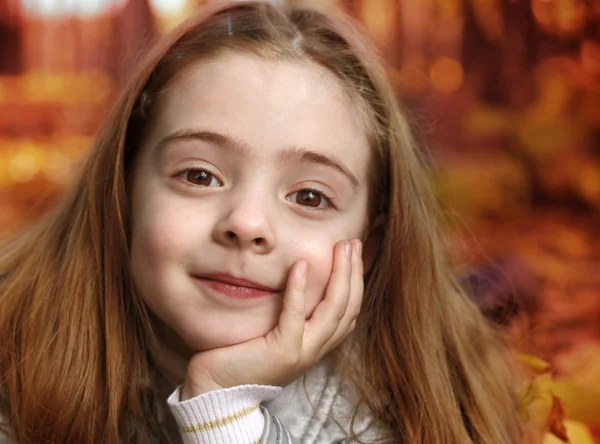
[212,201,276,254]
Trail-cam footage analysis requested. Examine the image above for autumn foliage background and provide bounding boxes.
[0,0,599,442]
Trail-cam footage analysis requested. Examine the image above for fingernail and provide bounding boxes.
[345,240,352,258]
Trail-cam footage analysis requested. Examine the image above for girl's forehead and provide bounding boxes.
[171,51,351,107]
[147,52,370,170]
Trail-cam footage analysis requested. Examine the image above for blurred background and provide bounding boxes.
[0,0,599,441]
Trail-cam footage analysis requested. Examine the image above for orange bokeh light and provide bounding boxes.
[429,56,464,94]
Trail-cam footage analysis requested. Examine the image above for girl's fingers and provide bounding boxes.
[276,260,308,347]
[305,239,353,348]
[321,240,364,350]
[325,319,358,354]
[346,239,364,324]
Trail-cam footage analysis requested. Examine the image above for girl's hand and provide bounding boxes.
[181,239,364,400]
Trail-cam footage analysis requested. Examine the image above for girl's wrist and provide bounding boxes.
[181,377,224,400]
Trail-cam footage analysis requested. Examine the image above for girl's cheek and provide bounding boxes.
[132,214,182,267]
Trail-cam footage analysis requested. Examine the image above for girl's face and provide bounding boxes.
[130,52,371,352]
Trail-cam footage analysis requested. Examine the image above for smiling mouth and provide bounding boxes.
[192,273,282,300]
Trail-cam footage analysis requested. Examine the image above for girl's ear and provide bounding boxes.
[362,216,384,274]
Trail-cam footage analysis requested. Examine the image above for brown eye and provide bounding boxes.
[182,169,220,187]
[287,189,331,209]
[297,190,321,207]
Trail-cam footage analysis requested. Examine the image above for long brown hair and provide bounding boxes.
[0,1,524,442]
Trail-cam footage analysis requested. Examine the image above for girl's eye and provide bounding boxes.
[179,169,221,187]
[287,189,333,210]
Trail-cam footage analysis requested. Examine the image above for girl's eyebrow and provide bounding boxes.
[156,128,360,189]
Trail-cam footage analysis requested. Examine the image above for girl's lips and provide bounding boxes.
[192,274,281,300]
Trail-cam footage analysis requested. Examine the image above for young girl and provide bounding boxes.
[0,1,524,442]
